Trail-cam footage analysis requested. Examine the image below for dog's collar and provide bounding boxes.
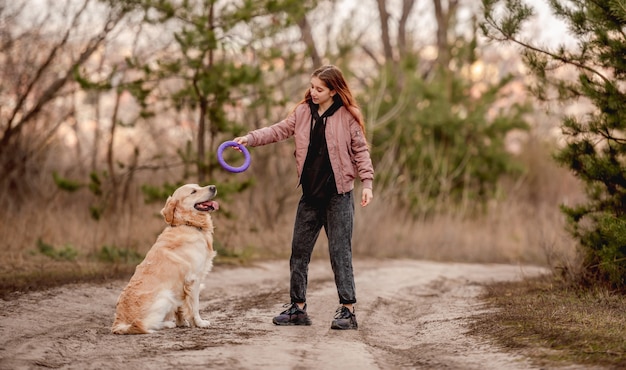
[169,223,204,231]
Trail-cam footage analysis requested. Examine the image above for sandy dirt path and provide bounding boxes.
[0,259,552,369]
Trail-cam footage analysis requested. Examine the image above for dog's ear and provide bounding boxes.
[161,196,177,224]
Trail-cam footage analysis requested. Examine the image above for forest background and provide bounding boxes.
[0,0,585,290]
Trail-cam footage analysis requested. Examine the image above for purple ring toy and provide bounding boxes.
[217,141,251,173]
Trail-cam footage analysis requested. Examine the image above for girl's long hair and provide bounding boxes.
[296,65,366,136]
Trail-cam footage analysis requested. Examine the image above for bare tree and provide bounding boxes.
[0,0,129,203]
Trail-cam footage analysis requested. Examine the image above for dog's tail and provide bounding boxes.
[111,319,149,335]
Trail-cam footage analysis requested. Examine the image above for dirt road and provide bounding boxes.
[0,259,551,369]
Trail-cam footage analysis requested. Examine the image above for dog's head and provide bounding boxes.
[160,184,219,230]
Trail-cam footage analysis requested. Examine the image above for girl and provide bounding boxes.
[233,65,373,330]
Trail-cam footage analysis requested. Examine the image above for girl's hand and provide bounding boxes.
[233,136,248,145]
[361,188,373,207]
[232,136,248,151]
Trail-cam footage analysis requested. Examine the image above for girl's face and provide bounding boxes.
[310,76,335,107]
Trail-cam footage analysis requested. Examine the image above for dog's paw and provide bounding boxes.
[163,321,176,329]
[195,319,211,328]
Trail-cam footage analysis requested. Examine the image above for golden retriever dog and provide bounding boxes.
[111,184,219,335]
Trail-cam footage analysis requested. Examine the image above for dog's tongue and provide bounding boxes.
[196,200,219,211]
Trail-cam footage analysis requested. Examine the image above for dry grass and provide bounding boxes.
[353,193,578,265]
[349,139,583,272]
[470,276,626,368]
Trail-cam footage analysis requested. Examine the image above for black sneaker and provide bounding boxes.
[272,303,312,326]
[331,306,358,330]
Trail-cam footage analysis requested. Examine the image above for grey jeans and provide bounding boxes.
[289,191,356,305]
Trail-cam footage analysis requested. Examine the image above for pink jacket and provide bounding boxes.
[245,103,374,194]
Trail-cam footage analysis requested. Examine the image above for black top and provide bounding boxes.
[301,96,343,201]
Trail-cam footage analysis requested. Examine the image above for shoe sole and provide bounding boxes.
[331,318,358,330]
[273,319,312,326]
[330,324,358,330]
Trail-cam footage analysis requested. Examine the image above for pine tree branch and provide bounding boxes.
[499,34,612,86]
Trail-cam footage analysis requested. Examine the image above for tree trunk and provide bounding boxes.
[433,0,458,98]
[376,0,394,64]
[398,0,416,59]
[197,98,208,184]
[298,15,322,68]
[106,88,122,208]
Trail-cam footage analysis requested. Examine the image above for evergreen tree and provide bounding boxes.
[366,29,530,216]
[482,0,626,289]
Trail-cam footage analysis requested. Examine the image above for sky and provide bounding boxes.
[333,0,575,48]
